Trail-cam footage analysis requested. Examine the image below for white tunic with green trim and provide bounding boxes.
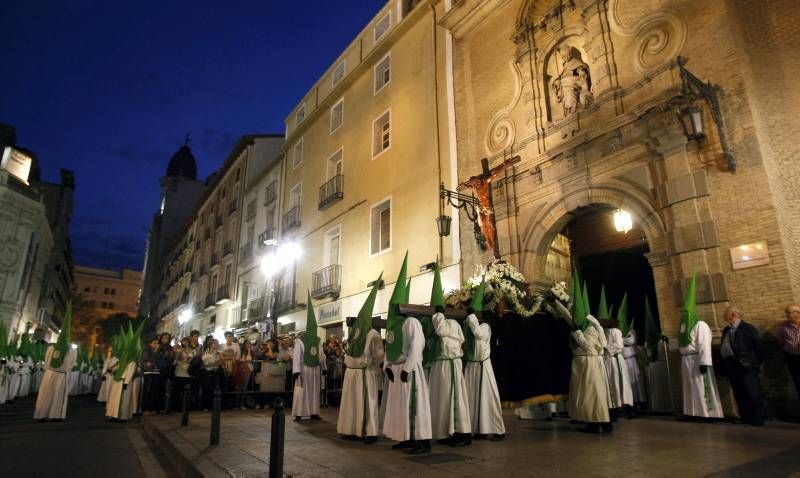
[679,321,722,418]
[337,329,384,437]
[428,313,471,438]
[383,317,432,442]
[33,346,77,419]
[292,338,327,418]
[464,314,505,435]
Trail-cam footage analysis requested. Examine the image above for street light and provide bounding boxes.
[613,209,633,234]
[259,240,302,338]
[178,308,193,325]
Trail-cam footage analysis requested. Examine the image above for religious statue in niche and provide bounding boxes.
[549,43,593,117]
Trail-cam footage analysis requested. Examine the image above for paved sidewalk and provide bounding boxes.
[143,407,800,478]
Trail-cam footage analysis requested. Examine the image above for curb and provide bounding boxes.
[141,416,231,478]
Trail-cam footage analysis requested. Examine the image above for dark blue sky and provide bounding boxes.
[1,0,384,271]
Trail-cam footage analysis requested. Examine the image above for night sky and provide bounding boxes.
[1,0,384,272]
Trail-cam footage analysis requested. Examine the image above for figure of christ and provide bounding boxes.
[458,156,520,256]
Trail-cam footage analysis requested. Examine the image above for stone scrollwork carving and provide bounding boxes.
[485,60,524,156]
[608,0,686,73]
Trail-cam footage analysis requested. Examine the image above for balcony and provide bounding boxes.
[247,296,266,321]
[318,174,343,210]
[204,294,215,309]
[275,283,297,315]
[223,240,234,257]
[311,264,342,299]
[258,227,276,248]
[245,201,256,222]
[264,180,277,205]
[228,200,238,216]
[215,215,223,229]
[216,286,231,304]
[239,242,253,263]
[211,253,219,267]
[283,206,301,231]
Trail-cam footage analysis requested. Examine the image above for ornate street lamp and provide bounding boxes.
[674,56,735,172]
[435,214,452,237]
[260,240,302,339]
[438,183,485,249]
[613,209,633,234]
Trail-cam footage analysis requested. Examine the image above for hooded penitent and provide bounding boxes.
[113,320,144,381]
[49,301,73,368]
[0,322,9,360]
[302,291,321,367]
[423,262,445,364]
[678,272,700,348]
[347,273,382,358]
[385,252,409,362]
[462,276,485,362]
[617,292,630,336]
[18,326,32,359]
[582,281,591,319]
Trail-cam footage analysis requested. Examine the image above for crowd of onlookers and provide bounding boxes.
[134,329,350,415]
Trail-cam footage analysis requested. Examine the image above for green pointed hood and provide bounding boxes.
[597,285,610,321]
[0,322,8,359]
[18,326,32,358]
[644,296,660,357]
[617,292,630,335]
[385,252,409,362]
[571,270,589,331]
[582,281,591,318]
[430,261,445,309]
[679,272,700,347]
[469,276,486,312]
[347,273,382,358]
[302,291,321,367]
[49,301,73,368]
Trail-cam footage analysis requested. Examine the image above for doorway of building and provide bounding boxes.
[547,204,661,335]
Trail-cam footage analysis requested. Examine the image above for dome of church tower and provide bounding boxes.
[166,144,197,179]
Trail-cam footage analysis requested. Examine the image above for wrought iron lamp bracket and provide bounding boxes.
[440,183,480,222]
[676,56,736,172]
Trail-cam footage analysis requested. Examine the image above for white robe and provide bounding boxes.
[383,317,432,442]
[97,357,119,403]
[131,375,142,415]
[34,347,77,419]
[464,314,505,435]
[337,329,384,437]
[604,328,633,408]
[0,363,8,404]
[622,333,647,404]
[17,358,32,397]
[569,316,611,423]
[7,360,21,400]
[32,364,44,394]
[68,369,80,396]
[679,321,723,418]
[106,361,137,420]
[291,338,326,418]
[429,313,471,438]
[647,345,672,413]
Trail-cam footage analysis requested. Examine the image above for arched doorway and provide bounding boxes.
[549,204,658,331]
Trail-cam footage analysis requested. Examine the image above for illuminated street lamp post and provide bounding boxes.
[259,241,302,339]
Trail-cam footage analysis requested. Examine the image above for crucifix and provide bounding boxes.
[458,155,521,258]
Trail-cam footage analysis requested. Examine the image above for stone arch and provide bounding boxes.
[519,183,667,284]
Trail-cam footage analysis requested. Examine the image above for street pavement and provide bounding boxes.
[143,406,800,477]
[0,395,175,477]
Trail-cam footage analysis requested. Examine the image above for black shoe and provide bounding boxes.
[578,424,601,434]
[294,416,302,422]
[392,440,415,450]
[473,433,488,440]
[488,434,505,442]
[310,415,322,420]
[363,436,377,445]
[409,440,431,455]
[449,437,472,447]
[600,423,613,434]
[341,434,361,441]
[37,418,48,423]
[437,436,454,445]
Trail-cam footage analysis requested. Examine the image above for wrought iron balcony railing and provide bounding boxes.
[283,206,301,231]
[318,174,343,210]
[311,264,342,299]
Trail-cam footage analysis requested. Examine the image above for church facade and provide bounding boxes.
[441,0,800,415]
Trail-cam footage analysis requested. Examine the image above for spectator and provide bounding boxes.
[234,341,255,409]
[219,331,240,406]
[279,337,294,390]
[777,304,800,397]
[719,306,764,426]
[141,337,163,415]
[258,339,279,362]
[173,331,202,411]
[200,337,222,412]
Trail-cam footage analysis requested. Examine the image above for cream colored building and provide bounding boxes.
[156,135,283,339]
[441,0,800,416]
[72,266,142,344]
[274,0,461,337]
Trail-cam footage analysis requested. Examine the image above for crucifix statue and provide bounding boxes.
[458,155,520,258]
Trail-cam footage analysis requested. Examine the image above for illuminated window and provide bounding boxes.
[293,139,303,169]
[372,110,391,158]
[330,99,344,133]
[370,198,391,256]
[374,52,391,94]
[374,12,391,43]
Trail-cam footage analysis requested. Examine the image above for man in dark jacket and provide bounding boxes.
[720,306,764,425]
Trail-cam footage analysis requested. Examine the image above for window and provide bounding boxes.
[374,53,391,93]
[330,99,343,133]
[372,110,391,158]
[84,286,90,292]
[293,139,303,169]
[295,103,306,126]
[374,12,391,43]
[290,183,302,208]
[370,198,391,256]
[110,288,116,295]
[324,225,341,266]
[104,288,110,294]
[327,149,343,180]
[109,302,115,310]
[332,61,346,87]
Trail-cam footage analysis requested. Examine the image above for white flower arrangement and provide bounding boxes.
[444,260,569,318]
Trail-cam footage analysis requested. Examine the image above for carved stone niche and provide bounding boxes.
[544,38,594,123]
